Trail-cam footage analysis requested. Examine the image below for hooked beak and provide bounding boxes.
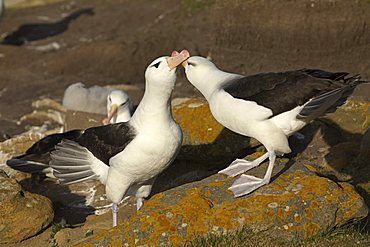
[102,104,118,125]
[166,49,190,70]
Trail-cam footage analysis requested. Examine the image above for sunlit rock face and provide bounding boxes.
[77,161,368,246]
[0,95,368,246]
[0,171,54,244]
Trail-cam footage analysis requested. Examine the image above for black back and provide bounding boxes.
[76,122,137,165]
[223,69,351,117]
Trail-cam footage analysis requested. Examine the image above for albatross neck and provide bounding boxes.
[130,80,174,128]
[194,69,241,100]
[115,108,132,123]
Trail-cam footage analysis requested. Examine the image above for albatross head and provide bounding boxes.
[103,90,133,125]
[144,50,190,89]
[183,56,223,99]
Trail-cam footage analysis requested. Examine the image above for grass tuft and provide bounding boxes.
[186,223,370,247]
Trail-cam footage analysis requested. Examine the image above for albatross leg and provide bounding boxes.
[136,197,144,210]
[112,203,118,227]
[228,151,276,197]
[218,153,269,177]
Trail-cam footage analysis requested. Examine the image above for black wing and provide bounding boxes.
[6,129,84,176]
[222,69,355,116]
[20,129,84,158]
[76,122,137,165]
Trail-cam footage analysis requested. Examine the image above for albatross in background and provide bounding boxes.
[102,89,133,125]
[62,82,133,116]
[6,89,133,176]
[49,50,189,227]
[183,55,364,197]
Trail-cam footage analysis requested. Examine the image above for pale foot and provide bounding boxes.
[218,153,269,177]
[228,174,268,197]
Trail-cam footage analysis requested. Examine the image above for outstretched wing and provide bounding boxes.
[50,122,137,185]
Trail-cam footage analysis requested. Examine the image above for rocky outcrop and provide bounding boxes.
[173,98,260,162]
[1,96,368,246]
[77,160,368,246]
[0,171,54,243]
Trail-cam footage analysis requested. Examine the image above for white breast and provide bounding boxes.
[108,120,182,182]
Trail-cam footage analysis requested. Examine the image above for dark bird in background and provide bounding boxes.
[1,8,94,46]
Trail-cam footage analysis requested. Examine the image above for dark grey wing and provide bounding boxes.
[76,122,137,165]
[23,129,84,157]
[6,129,84,177]
[222,69,354,117]
[50,122,136,185]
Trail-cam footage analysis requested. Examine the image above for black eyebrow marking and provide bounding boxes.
[188,61,196,66]
[152,61,161,68]
[120,100,128,107]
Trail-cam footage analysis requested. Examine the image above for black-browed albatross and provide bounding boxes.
[102,89,133,125]
[6,89,133,177]
[183,55,364,197]
[50,50,190,227]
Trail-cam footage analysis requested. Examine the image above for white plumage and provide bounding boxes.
[183,56,362,197]
[51,50,190,227]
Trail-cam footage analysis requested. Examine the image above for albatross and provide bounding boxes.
[6,89,133,177]
[102,89,133,125]
[49,50,189,227]
[183,55,364,197]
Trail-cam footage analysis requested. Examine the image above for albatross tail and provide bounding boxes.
[297,71,364,121]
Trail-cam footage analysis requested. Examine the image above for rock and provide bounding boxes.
[292,98,369,173]
[0,132,45,157]
[358,128,370,166]
[64,110,105,131]
[323,100,369,138]
[76,160,368,246]
[0,171,54,243]
[32,98,67,113]
[54,227,87,247]
[173,98,260,163]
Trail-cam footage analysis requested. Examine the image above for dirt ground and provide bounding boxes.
[0,0,369,246]
[1,0,368,138]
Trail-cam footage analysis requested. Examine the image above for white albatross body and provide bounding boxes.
[50,50,190,227]
[183,56,363,197]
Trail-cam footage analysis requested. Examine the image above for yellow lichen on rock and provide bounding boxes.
[173,98,223,144]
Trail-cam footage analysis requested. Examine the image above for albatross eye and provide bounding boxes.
[187,62,196,67]
[152,61,161,68]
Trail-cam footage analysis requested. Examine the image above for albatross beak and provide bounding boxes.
[102,104,118,125]
[167,49,190,70]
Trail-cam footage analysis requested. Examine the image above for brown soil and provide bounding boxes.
[1,0,368,138]
[0,0,369,246]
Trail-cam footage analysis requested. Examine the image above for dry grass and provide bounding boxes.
[187,223,370,247]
